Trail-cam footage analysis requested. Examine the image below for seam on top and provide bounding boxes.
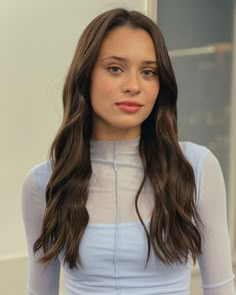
[202,274,235,289]
[27,284,38,295]
[87,218,151,228]
[195,148,210,207]
[113,142,120,291]
[30,169,45,205]
[91,158,142,168]
[31,161,50,196]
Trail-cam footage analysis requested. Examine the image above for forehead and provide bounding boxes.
[97,26,157,60]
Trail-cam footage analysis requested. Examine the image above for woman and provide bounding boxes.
[22,8,235,295]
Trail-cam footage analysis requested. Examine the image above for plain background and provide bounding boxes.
[0,1,147,294]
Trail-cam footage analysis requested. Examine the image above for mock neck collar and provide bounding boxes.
[90,137,140,162]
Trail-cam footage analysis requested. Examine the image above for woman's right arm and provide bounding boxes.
[22,170,61,295]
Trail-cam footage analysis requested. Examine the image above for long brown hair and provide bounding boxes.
[34,8,203,269]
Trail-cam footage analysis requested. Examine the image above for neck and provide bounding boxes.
[91,126,141,142]
[90,135,141,164]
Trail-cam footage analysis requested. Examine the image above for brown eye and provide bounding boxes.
[108,66,122,74]
[142,70,157,77]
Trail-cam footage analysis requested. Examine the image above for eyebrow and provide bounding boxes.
[101,55,158,65]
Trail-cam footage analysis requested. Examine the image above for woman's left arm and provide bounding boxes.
[197,151,236,294]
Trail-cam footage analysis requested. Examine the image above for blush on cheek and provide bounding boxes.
[96,84,118,101]
[92,73,115,94]
[101,75,117,90]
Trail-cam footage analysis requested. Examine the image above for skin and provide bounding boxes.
[90,26,160,141]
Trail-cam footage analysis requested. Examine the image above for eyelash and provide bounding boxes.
[107,66,158,77]
[108,66,122,74]
[142,69,158,77]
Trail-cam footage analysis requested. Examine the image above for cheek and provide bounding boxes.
[91,75,116,103]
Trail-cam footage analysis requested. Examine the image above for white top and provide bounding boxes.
[22,138,236,294]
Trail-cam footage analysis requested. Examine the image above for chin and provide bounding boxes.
[111,120,141,129]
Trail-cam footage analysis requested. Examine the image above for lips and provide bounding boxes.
[116,101,143,113]
[116,101,143,107]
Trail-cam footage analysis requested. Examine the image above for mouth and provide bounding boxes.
[115,101,143,113]
[116,101,143,107]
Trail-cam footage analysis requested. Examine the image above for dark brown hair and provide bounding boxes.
[34,8,203,269]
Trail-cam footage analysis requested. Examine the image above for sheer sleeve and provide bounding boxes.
[22,170,60,295]
[197,151,235,294]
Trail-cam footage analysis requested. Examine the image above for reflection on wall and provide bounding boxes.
[157,0,233,192]
[175,52,232,189]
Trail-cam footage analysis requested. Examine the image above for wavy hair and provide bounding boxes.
[33,8,203,269]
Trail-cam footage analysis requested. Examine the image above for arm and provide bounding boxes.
[197,151,235,294]
[22,170,60,295]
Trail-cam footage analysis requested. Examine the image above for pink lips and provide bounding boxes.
[116,101,143,113]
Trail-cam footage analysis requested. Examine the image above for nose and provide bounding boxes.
[121,72,141,95]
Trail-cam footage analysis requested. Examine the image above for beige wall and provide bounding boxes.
[0,1,146,294]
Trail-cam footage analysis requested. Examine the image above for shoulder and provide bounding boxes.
[24,160,53,196]
[179,141,209,162]
[179,141,212,205]
[179,141,211,174]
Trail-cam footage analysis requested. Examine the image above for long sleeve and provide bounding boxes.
[197,151,235,294]
[22,170,61,295]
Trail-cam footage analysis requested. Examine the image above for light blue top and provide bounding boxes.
[22,138,235,295]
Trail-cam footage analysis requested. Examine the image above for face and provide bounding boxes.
[90,26,160,141]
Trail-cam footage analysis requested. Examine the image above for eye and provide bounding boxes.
[107,66,122,74]
[142,69,158,77]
